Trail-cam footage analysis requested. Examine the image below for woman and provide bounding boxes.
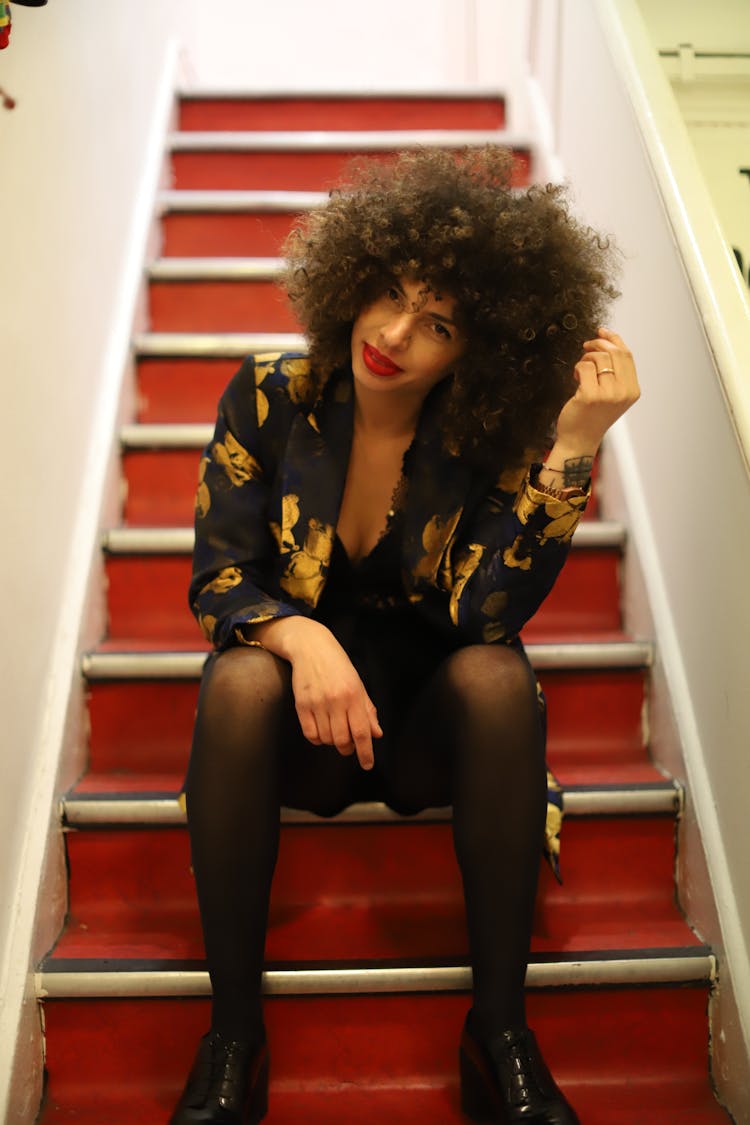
[170,146,640,1124]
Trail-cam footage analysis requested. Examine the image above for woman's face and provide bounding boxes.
[350,277,464,402]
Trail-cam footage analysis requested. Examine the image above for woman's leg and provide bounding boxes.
[377,643,547,1036]
[184,645,364,1043]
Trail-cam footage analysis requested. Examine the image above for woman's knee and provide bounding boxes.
[439,644,538,714]
[198,645,291,723]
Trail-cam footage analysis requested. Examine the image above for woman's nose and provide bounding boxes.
[380,312,413,348]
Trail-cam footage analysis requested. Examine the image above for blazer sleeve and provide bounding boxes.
[448,466,590,644]
[188,355,303,650]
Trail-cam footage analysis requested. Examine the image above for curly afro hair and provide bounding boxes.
[282,146,619,474]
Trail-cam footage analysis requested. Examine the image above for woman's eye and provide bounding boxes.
[431,321,452,340]
[386,287,401,303]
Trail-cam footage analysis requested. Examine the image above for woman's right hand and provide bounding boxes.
[249,616,382,770]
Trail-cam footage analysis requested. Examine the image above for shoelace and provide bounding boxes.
[499,1032,548,1107]
[213,1038,250,1108]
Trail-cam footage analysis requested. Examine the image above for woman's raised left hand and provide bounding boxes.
[553,327,640,458]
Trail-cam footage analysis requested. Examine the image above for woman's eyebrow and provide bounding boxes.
[427,310,457,326]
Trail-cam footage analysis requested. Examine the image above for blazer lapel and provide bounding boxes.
[402,394,479,597]
[271,372,353,609]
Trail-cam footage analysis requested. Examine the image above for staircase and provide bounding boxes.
[35,92,733,1123]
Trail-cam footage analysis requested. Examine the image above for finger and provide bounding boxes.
[354,735,374,771]
[580,345,617,368]
[297,705,323,746]
[330,710,356,757]
[312,708,336,749]
[583,326,622,345]
[573,359,603,397]
[366,696,383,738]
[349,703,375,771]
[597,326,626,347]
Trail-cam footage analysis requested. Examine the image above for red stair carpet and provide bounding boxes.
[35,93,733,1124]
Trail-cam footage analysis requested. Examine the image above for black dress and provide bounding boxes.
[312,510,462,809]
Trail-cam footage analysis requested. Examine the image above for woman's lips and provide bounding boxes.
[362,342,403,377]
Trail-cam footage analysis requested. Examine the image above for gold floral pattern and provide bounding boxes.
[448,542,484,626]
[212,431,263,487]
[195,456,211,519]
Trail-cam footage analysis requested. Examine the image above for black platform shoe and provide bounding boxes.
[459,1018,580,1124]
[169,1031,269,1124]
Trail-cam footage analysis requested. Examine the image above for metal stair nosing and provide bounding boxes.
[61,783,681,829]
[158,188,330,213]
[168,128,530,153]
[176,87,509,102]
[148,257,285,281]
[103,520,626,554]
[36,948,716,1001]
[133,331,307,357]
[81,641,653,683]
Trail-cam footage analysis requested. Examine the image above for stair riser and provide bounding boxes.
[170,149,532,192]
[104,550,622,643]
[84,669,647,780]
[148,279,298,332]
[161,211,303,258]
[179,97,507,132]
[58,817,687,961]
[40,988,715,1097]
[136,358,239,422]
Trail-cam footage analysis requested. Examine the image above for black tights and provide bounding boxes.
[184,642,547,1045]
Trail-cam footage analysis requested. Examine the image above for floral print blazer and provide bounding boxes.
[190,352,589,653]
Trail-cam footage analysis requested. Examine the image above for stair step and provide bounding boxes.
[36,989,730,1124]
[146,255,290,333]
[83,667,650,784]
[177,93,508,133]
[168,132,532,191]
[53,795,690,962]
[37,1086,733,1125]
[103,542,623,642]
[136,357,240,421]
[158,191,323,257]
[158,201,319,257]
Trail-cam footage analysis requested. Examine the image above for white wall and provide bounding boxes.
[0,3,181,1119]
[177,0,527,98]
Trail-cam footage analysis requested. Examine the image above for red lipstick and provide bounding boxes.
[362,342,403,377]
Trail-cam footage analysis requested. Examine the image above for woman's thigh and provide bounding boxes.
[375,642,544,814]
[190,645,373,818]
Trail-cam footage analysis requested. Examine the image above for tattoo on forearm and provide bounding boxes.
[563,456,594,488]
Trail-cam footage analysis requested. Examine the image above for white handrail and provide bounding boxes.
[593,0,750,472]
